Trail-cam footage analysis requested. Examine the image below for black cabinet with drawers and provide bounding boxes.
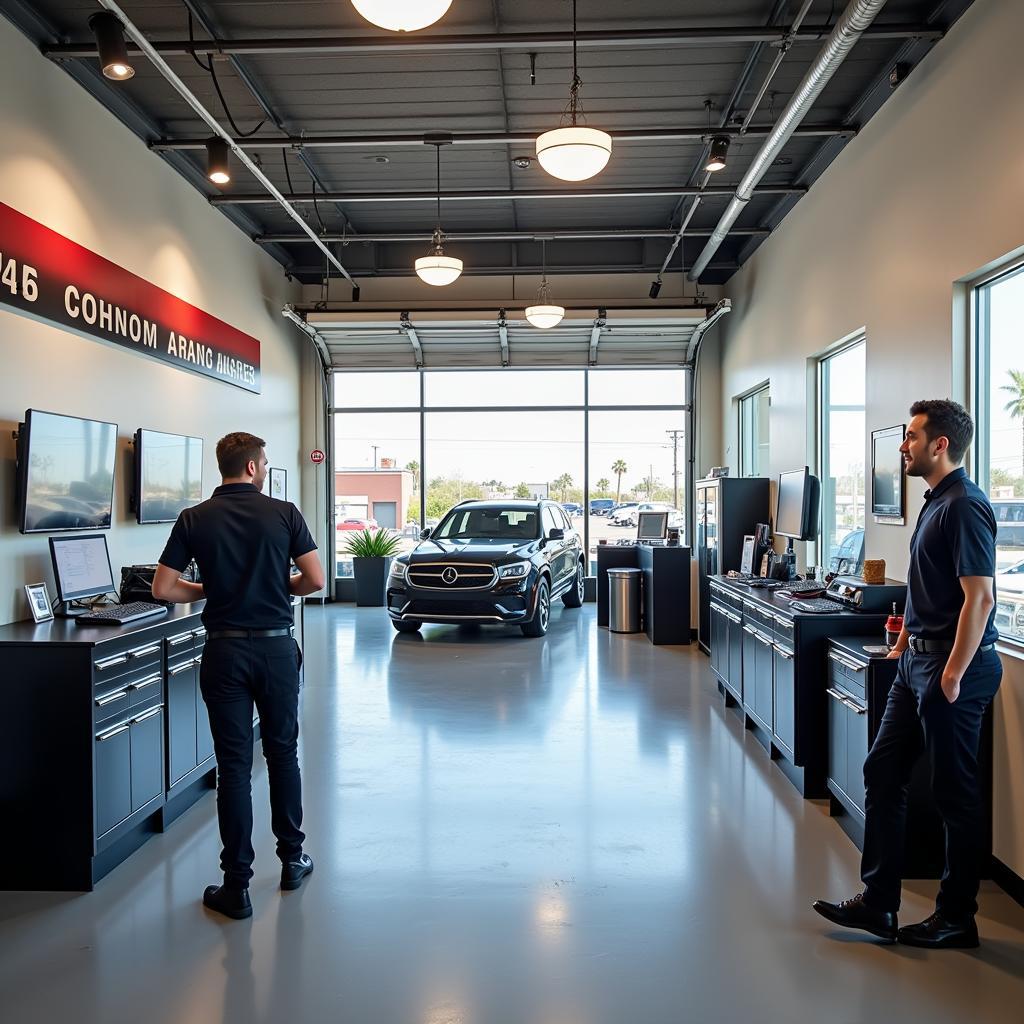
[708,577,888,797]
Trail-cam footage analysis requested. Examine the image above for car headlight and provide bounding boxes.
[390,561,408,579]
[499,561,531,579]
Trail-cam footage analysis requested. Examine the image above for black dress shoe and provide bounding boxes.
[898,912,979,949]
[812,892,897,942]
[281,853,314,891]
[203,885,252,920]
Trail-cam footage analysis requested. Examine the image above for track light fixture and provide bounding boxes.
[89,11,135,81]
[525,240,565,329]
[206,137,231,185]
[535,0,612,182]
[649,278,663,299]
[705,136,730,173]
[415,138,463,286]
[350,1,453,33]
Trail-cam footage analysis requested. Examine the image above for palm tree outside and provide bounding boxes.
[612,460,627,503]
[1002,369,1024,475]
[595,477,610,494]
[553,473,574,501]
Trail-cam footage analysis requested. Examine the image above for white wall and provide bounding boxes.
[0,16,314,626]
[716,0,1024,879]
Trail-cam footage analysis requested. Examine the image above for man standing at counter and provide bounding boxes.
[813,399,1000,948]
[153,432,325,920]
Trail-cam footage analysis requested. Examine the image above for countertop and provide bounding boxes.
[0,602,206,648]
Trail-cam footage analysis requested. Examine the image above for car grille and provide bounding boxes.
[407,562,498,591]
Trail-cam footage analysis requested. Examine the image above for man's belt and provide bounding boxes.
[206,627,294,640]
[908,635,995,655]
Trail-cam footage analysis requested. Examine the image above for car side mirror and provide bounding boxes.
[548,528,565,541]
[419,527,431,539]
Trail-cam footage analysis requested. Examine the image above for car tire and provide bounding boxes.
[562,561,585,608]
[392,619,422,633]
[521,579,550,638]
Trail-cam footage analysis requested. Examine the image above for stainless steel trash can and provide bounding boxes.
[608,567,643,633]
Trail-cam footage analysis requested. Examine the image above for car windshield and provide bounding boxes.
[435,507,539,541]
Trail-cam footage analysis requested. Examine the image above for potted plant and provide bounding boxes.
[342,528,403,607]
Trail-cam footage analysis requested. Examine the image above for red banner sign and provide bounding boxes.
[0,202,261,393]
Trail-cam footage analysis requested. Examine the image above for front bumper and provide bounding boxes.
[387,574,536,624]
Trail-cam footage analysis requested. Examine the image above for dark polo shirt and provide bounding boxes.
[159,483,316,630]
[903,467,998,645]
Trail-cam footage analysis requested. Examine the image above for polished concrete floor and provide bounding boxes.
[2,603,1023,1023]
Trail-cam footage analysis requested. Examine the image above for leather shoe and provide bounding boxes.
[898,912,979,949]
[203,884,252,920]
[812,892,897,942]
[281,853,314,891]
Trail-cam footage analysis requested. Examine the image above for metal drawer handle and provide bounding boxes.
[192,655,204,667]
[95,654,129,672]
[727,612,743,624]
[753,631,772,646]
[131,705,164,724]
[96,689,128,706]
[826,687,849,703]
[192,628,207,639]
[773,645,793,660]
[828,651,865,673]
[96,722,129,741]
[844,698,867,715]
[742,624,757,635]
[168,661,194,676]
[773,613,793,626]
[130,674,161,691]
[129,644,161,659]
[167,633,192,646]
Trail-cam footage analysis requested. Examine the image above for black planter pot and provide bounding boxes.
[352,556,391,607]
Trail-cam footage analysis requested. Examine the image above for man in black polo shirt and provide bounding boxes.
[153,431,325,920]
[814,400,1001,948]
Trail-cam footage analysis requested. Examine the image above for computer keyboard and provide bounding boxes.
[778,580,827,595]
[789,597,844,614]
[76,602,169,626]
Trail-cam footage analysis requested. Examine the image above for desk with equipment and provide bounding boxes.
[596,512,691,645]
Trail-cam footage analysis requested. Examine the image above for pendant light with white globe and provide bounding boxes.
[350,0,453,33]
[415,140,463,287]
[525,240,565,329]
[535,0,612,182]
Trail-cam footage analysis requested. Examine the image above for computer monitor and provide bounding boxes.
[133,428,203,524]
[49,534,116,604]
[776,468,821,547]
[637,510,669,541]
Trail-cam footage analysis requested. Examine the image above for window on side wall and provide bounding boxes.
[738,384,770,478]
[972,261,1024,644]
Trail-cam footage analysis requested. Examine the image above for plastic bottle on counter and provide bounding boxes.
[885,602,904,649]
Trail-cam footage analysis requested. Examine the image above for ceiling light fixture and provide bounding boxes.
[535,0,611,182]
[350,0,453,33]
[206,137,231,184]
[415,137,463,287]
[705,136,730,173]
[89,11,135,80]
[525,239,565,329]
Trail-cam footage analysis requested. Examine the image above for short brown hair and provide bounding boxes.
[909,399,974,464]
[216,432,266,477]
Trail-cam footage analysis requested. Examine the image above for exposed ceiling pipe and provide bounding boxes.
[689,0,889,281]
[256,228,771,244]
[212,184,805,206]
[45,22,940,59]
[94,0,356,287]
[150,124,853,152]
[283,262,740,279]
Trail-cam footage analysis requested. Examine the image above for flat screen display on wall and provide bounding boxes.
[18,410,118,534]
[134,429,203,524]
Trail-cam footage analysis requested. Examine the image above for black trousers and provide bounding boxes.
[860,646,1001,921]
[199,635,305,889]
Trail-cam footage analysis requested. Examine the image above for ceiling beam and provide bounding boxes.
[255,228,770,244]
[150,123,852,152]
[44,23,943,60]
[213,184,803,206]
[285,262,740,279]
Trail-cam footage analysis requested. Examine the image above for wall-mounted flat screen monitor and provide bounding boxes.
[133,429,204,524]
[637,510,669,540]
[871,424,905,518]
[17,409,117,534]
[776,467,821,541]
[49,533,116,603]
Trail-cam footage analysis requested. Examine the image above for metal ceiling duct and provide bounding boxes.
[687,0,889,281]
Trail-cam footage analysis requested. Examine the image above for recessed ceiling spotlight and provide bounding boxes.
[206,137,231,185]
[89,11,135,80]
[512,156,533,169]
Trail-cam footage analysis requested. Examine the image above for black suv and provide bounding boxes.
[387,500,585,637]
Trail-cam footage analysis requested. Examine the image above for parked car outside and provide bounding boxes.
[609,503,640,526]
[995,591,1024,638]
[337,517,379,532]
[561,502,584,517]
[621,502,676,528]
[386,499,585,638]
[996,557,1024,595]
[829,527,865,574]
[589,499,615,516]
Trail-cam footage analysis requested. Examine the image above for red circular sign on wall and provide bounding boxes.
[310,449,325,465]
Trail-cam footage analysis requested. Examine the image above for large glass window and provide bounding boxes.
[818,341,866,573]
[974,262,1024,643]
[738,384,770,478]
[332,368,689,581]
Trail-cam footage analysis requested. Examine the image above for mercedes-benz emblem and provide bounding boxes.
[441,567,459,585]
